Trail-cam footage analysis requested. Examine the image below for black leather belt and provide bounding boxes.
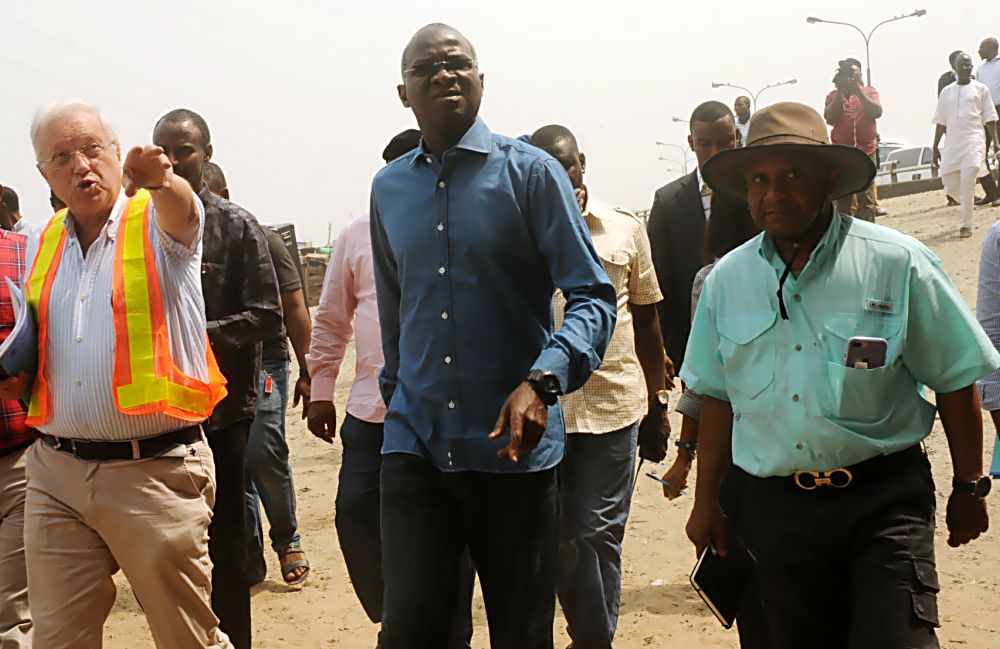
[736,444,926,492]
[41,425,202,461]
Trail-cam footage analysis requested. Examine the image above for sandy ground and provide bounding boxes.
[103,189,1000,648]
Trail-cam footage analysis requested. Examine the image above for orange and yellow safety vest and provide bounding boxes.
[24,189,226,426]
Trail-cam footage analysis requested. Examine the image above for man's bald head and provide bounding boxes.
[401,23,477,76]
[980,37,999,61]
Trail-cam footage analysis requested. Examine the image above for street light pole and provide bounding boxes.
[655,141,691,173]
[806,9,927,86]
[710,80,798,111]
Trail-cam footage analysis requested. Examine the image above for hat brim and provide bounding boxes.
[701,141,877,202]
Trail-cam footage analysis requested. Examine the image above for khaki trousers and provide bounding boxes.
[24,438,232,649]
[0,446,31,648]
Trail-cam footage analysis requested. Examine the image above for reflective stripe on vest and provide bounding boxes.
[25,190,226,426]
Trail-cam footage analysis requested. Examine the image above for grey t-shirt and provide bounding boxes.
[262,228,303,362]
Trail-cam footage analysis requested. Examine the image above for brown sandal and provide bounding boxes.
[277,541,310,586]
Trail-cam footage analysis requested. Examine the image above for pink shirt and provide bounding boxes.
[306,215,386,424]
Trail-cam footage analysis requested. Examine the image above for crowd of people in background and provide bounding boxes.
[0,20,999,649]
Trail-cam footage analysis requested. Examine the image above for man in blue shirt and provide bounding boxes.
[370,23,616,649]
[684,102,999,648]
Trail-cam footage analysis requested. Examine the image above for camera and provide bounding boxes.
[834,60,859,92]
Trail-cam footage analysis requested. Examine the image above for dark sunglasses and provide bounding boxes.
[403,57,477,79]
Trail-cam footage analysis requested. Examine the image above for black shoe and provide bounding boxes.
[947,195,960,206]
[975,195,991,206]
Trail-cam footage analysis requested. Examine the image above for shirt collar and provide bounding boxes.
[757,207,847,277]
[65,189,127,243]
[696,167,708,191]
[583,197,614,221]
[411,117,492,166]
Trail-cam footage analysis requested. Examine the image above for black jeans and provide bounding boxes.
[206,422,252,649]
[336,415,474,644]
[380,452,559,649]
[727,446,940,649]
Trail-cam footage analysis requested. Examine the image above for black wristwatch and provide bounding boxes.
[526,370,561,406]
[299,367,310,381]
[952,476,992,498]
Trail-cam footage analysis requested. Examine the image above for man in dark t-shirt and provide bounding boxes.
[202,161,313,587]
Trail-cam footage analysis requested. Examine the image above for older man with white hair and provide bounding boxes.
[0,100,232,648]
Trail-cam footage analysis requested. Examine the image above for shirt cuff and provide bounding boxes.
[531,347,571,394]
[675,388,704,420]
[309,376,337,403]
[629,290,663,306]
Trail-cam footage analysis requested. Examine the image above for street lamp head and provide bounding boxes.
[913,9,927,17]
[806,16,821,23]
[787,79,798,85]
[711,82,723,88]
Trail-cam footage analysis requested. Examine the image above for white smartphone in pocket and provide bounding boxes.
[845,336,888,369]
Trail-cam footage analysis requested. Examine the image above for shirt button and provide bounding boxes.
[794,344,802,351]
[444,355,453,364]
[792,394,800,402]
[425,156,433,164]
[437,223,444,232]
[80,295,88,302]
[796,442,804,450]
[794,294,802,302]
[438,180,447,189]
[75,336,83,343]
[75,380,82,387]
[448,400,456,409]
[441,311,449,320]
[438,267,446,276]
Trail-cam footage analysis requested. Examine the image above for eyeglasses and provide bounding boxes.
[40,141,113,170]
[403,57,477,79]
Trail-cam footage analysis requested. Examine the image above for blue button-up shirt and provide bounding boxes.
[682,211,1000,477]
[370,119,617,473]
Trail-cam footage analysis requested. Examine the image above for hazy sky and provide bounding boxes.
[0,0,990,243]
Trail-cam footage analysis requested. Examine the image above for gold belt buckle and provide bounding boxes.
[793,468,853,490]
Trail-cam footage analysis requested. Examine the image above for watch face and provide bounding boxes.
[654,390,670,406]
[975,477,993,498]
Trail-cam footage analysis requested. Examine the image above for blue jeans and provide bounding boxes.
[556,423,639,649]
[245,358,300,583]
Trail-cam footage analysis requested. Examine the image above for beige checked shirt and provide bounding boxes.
[554,198,663,434]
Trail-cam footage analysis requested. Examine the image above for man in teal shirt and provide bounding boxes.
[683,102,999,648]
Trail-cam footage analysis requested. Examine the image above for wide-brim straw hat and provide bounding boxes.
[701,101,877,201]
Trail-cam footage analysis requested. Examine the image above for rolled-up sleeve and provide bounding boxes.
[628,220,662,306]
[977,226,1000,409]
[904,244,1000,394]
[526,159,617,394]
[678,270,728,402]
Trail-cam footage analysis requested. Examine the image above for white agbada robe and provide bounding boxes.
[933,80,998,176]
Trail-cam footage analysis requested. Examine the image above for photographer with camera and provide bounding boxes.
[824,58,882,222]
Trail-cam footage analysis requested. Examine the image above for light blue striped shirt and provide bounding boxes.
[24,190,208,441]
[977,221,1000,410]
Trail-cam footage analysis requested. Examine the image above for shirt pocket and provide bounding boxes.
[599,250,630,295]
[819,314,904,422]
[718,311,777,414]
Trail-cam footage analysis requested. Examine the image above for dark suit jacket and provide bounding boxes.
[647,171,707,371]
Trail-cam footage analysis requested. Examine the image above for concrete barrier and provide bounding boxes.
[877,177,944,200]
